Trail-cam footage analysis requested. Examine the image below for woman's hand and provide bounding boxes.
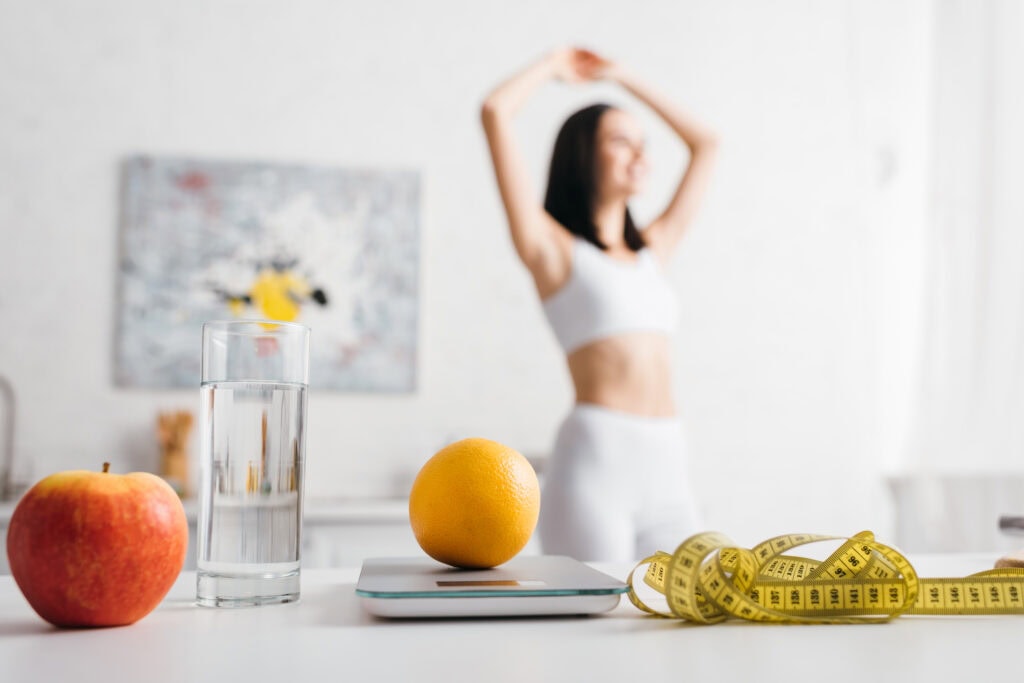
[549,47,618,83]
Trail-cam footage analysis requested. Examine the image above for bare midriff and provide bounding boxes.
[566,332,676,417]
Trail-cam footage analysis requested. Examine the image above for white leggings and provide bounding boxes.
[538,404,702,562]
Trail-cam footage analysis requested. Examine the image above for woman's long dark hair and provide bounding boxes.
[543,103,645,252]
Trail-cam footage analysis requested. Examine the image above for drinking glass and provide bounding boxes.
[196,320,310,607]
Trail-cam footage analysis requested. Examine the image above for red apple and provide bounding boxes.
[6,462,188,628]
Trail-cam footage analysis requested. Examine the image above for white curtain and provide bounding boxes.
[908,0,1024,472]
[894,0,1024,552]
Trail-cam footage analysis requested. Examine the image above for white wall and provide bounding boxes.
[0,0,933,544]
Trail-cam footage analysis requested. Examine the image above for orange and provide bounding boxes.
[408,438,541,569]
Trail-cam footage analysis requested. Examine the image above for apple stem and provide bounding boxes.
[102,462,110,474]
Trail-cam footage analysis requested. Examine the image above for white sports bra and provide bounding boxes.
[542,237,677,354]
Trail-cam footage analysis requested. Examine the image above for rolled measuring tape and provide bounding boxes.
[627,530,1024,624]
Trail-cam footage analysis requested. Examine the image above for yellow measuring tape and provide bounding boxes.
[627,530,1024,623]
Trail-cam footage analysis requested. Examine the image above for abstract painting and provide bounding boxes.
[116,155,420,391]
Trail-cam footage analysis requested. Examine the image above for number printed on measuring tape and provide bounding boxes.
[627,531,1024,624]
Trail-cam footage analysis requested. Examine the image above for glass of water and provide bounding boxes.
[196,320,310,607]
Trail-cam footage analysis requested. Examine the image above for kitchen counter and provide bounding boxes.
[0,498,417,573]
[1,554,1022,683]
[0,497,410,525]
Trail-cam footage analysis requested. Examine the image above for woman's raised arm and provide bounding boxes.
[604,61,719,261]
[480,50,595,291]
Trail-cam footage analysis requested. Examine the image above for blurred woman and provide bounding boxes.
[480,48,719,561]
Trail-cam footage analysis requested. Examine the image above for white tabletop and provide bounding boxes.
[1,554,1021,683]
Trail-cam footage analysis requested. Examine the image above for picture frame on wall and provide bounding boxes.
[115,155,421,392]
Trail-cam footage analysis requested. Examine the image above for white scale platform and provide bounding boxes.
[356,555,629,618]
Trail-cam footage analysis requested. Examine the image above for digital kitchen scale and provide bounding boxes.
[355,555,629,618]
